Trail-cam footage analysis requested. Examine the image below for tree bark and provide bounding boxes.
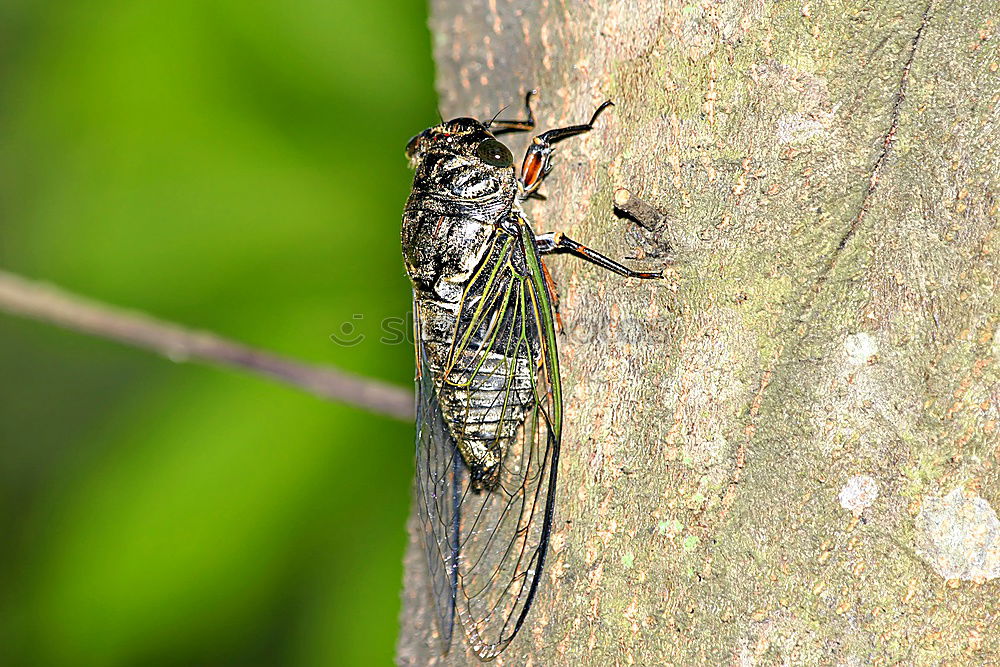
[398,0,1000,664]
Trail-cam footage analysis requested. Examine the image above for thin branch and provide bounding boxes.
[0,269,414,421]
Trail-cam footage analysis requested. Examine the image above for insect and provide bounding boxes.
[402,92,661,660]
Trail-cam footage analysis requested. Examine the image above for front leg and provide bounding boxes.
[517,101,615,198]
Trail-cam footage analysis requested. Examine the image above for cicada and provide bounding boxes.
[402,92,661,660]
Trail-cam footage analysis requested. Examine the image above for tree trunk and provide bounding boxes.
[398,0,1000,663]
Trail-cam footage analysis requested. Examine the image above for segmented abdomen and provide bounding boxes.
[416,297,537,490]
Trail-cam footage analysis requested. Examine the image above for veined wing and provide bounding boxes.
[414,215,562,660]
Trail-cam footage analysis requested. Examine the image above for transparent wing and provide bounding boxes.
[414,218,563,660]
[414,332,459,650]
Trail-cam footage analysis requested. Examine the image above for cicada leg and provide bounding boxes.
[518,101,614,198]
[539,259,563,333]
[485,89,538,134]
[535,231,663,279]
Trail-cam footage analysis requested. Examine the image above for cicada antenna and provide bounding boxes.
[485,105,510,129]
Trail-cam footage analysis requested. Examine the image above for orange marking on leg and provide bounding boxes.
[521,152,543,190]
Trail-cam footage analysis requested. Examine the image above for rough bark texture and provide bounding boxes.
[398,0,1000,664]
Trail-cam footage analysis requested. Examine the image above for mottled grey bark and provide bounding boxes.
[398,0,1000,664]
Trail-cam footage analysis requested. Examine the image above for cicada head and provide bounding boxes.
[405,117,514,175]
[404,116,519,223]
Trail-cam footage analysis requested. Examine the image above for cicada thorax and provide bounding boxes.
[403,146,541,491]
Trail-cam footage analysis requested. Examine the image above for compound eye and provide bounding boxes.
[476,139,513,168]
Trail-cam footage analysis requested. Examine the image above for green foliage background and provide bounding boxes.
[0,1,436,664]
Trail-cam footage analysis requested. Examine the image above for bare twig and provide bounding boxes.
[0,270,414,421]
[613,187,668,233]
